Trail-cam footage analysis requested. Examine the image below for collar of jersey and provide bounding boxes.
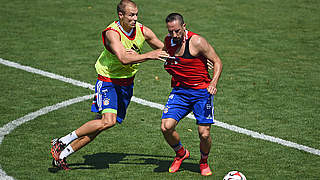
[117,21,134,37]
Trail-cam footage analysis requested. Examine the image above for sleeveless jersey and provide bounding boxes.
[164,31,211,89]
[95,21,145,79]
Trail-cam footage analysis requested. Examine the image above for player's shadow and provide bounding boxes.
[48,152,199,173]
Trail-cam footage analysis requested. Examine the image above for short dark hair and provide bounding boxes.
[117,0,137,14]
[165,13,184,25]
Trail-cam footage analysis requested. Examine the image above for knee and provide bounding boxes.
[160,122,168,133]
[199,131,211,141]
[99,115,117,131]
[100,119,116,131]
[161,118,175,134]
[198,125,212,141]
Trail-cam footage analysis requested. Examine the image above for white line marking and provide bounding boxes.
[0,94,93,145]
[0,167,14,180]
[0,94,93,179]
[212,121,320,156]
[133,95,320,156]
[0,57,319,179]
[0,58,94,90]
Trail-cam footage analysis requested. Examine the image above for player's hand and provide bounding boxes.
[148,49,170,61]
[207,84,218,95]
[158,51,170,62]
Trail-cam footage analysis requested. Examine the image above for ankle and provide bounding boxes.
[200,158,208,164]
[176,147,186,157]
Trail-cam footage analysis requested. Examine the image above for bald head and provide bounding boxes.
[117,0,137,15]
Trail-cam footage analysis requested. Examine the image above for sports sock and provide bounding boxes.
[59,144,74,160]
[200,150,209,163]
[60,130,78,145]
[171,142,186,157]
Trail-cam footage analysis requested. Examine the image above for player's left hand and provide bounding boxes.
[207,84,217,95]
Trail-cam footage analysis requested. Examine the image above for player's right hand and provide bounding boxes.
[159,50,171,62]
[148,49,170,61]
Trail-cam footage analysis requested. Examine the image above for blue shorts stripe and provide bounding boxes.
[211,94,214,120]
[96,80,103,111]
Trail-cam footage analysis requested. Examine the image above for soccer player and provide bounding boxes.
[160,13,222,176]
[50,0,168,170]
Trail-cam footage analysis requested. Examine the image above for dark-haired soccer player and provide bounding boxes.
[161,13,222,176]
[50,0,168,170]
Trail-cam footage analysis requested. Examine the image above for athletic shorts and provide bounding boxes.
[161,87,214,124]
[91,79,133,124]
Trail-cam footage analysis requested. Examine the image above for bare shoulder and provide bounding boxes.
[143,25,152,33]
[105,29,120,42]
[143,25,156,40]
[190,34,209,49]
[190,35,208,47]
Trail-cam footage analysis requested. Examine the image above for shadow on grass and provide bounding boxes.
[48,152,199,174]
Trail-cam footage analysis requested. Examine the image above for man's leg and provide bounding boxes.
[161,118,189,173]
[198,124,212,176]
[161,118,179,146]
[67,112,117,152]
[51,113,117,170]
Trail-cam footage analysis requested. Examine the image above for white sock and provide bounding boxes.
[59,144,74,160]
[60,130,78,145]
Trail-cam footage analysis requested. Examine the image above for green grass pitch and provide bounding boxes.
[0,0,319,179]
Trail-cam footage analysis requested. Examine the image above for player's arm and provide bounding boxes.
[192,35,223,94]
[143,25,164,50]
[105,30,167,65]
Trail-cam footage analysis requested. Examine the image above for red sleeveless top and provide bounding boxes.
[164,31,211,89]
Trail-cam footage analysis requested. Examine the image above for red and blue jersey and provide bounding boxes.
[164,31,211,89]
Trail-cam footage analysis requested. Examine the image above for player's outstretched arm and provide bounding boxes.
[105,30,168,64]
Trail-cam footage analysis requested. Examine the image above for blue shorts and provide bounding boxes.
[91,79,133,124]
[161,87,214,124]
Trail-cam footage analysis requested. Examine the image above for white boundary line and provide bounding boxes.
[0,58,95,91]
[0,58,319,178]
[0,95,93,179]
[132,96,320,156]
[0,94,93,145]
